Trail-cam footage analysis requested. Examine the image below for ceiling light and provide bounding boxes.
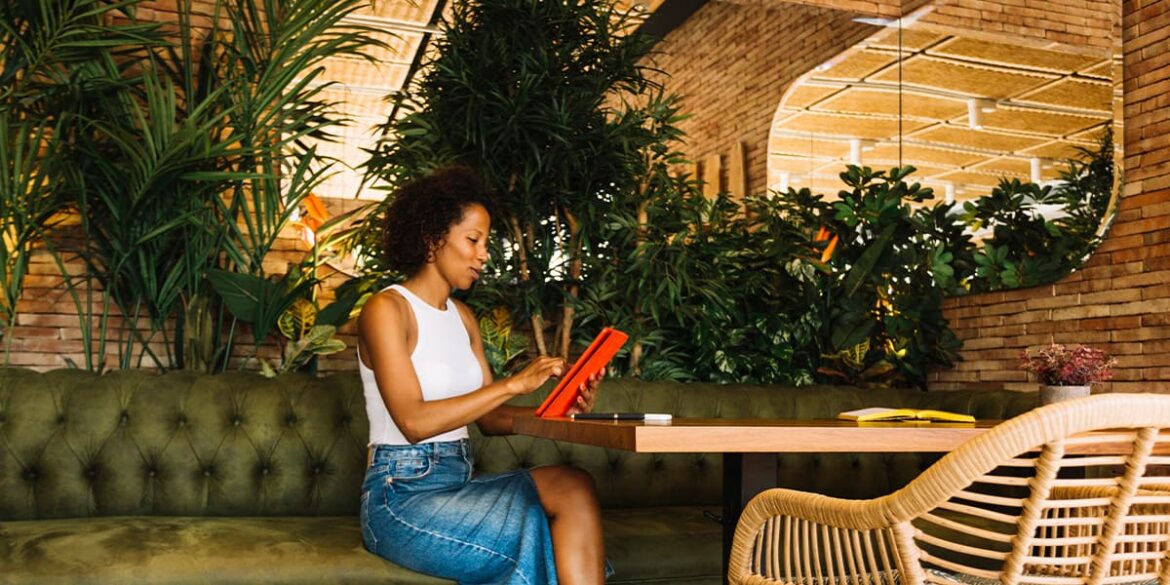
[944,183,955,204]
[777,171,790,192]
[849,139,862,165]
[813,54,848,73]
[1031,157,1042,183]
[967,99,983,130]
[852,16,896,26]
[852,8,926,28]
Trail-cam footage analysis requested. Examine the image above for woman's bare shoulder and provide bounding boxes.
[451,298,474,316]
[359,288,412,330]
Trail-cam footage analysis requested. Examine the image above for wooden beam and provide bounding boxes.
[703,153,722,199]
[728,140,747,199]
[638,0,709,39]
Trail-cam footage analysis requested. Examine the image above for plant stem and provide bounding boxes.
[509,216,547,355]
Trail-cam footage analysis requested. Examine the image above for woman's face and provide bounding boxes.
[431,203,490,290]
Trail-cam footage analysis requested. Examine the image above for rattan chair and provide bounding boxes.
[728,393,1170,585]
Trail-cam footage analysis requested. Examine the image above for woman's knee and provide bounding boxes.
[531,465,599,510]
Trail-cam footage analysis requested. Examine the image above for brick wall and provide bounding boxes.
[918,0,1120,52]
[720,0,900,17]
[646,2,879,195]
[936,0,1170,394]
[6,211,361,373]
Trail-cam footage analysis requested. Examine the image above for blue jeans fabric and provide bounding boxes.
[361,440,558,585]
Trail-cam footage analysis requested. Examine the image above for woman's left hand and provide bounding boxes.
[567,370,603,415]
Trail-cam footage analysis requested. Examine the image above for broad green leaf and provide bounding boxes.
[843,223,896,297]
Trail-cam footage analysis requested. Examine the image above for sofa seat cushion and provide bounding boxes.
[604,506,722,584]
[2,507,723,584]
[0,516,448,585]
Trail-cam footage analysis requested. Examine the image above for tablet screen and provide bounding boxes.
[535,327,628,418]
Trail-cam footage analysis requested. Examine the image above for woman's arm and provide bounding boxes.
[358,291,564,444]
[455,301,527,435]
[455,301,602,436]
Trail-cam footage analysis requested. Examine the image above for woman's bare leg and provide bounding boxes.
[529,465,605,584]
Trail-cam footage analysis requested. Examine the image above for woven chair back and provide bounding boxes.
[908,394,1170,585]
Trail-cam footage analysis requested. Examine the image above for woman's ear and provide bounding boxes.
[424,238,444,263]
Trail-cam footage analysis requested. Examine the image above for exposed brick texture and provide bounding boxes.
[919,0,1121,52]
[5,210,360,374]
[928,0,1169,394]
[646,2,877,195]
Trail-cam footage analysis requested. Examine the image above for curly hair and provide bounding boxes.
[381,165,496,276]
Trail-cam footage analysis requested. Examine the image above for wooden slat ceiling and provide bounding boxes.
[769,26,1121,201]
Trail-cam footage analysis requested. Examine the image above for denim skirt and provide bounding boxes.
[361,440,558,585]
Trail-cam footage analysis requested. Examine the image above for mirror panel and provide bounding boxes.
[769,14,1120,215]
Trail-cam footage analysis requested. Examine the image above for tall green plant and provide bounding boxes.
[207,198,372,365]
[0,0,159,364]
[964,179,1072,290]
[363,0,667,359]
[964,128,1117,291]
[0,119,62,354]
[581,187,828,384]
[52,0,385,370]
[814,166,970,388]
[570,95,826,383]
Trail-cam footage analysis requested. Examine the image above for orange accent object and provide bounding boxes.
[536,327,629,418]
[820,235,839,263]
[302,215,323,233]
[303,194,329,232]
[815,226,829,242]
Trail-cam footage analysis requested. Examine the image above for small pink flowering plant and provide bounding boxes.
[1019,343,1117,386]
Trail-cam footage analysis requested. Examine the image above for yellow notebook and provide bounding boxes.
[838,407,976,424]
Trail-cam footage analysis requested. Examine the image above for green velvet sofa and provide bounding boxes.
[0,367,1038,584]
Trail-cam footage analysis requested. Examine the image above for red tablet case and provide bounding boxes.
[535,327,629,418]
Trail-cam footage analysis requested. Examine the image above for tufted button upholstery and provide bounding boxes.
[0,368,371,520]
[0,368,1038,521]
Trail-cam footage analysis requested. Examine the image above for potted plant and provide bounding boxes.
[1020,343,1117,405]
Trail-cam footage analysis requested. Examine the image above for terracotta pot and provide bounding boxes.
[1039,384,1092,406]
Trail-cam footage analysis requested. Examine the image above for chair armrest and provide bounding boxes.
[729,488,926,585]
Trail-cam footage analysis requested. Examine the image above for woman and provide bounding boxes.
[357,165,608,585]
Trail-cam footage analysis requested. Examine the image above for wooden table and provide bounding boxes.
[512,416,1160,583]
[513,416,999,453]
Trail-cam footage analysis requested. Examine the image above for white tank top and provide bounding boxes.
[359,284,485,445]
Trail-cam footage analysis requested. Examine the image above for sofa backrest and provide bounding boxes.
[0,368,1038,520]
[0,368,369,520]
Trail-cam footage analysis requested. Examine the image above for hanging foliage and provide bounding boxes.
[362,0,670,359]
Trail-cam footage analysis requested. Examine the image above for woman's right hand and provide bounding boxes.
[507,356,566,395]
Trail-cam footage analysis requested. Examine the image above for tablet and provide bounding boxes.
[535,327,629,418]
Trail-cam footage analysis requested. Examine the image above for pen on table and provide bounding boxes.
[570,412,673,422]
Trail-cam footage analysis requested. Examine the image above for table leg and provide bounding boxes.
[721,452,777,584]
